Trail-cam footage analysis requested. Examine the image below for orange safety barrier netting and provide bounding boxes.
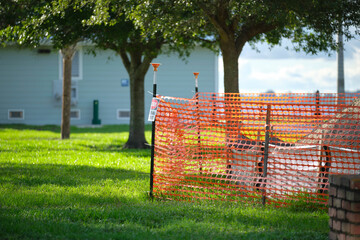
[152,92,360,207]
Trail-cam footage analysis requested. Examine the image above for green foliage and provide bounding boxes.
[86,1,163,62]
[132,0,216,53]
[136,0,359,55]
[0,1,94,48]
[133,0,360,92]
[82,0,197,61]
[77,0,178,148]
[0,125,329,239]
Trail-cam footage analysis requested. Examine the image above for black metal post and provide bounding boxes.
[315,90,320,116]
[149,63,160,199]
[262,104,271,206]
[194,73,202,174]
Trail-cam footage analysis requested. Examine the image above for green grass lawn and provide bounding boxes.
[0,124,329,240]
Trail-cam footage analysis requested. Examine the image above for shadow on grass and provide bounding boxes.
[82,143,126,152]
[0,163,148,188]
[0,201,329,240]
[83,143,152,155]
[1,143,151,155]
[0,124,61,133]
[0,124,152,134]
[0,162,328,239]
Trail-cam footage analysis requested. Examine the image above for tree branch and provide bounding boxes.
[236,21,277,55]
[140,54,153,75]
[119,48,131,72]
[197,2,230,43]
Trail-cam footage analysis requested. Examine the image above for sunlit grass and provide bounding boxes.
[0,124,329,239]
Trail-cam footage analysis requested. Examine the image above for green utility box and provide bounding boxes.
[92,100,101,125]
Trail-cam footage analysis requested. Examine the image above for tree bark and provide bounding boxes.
[125,71,148,148]
[120,49,153,149]
[221,43,239,93]
[60,44,77,139]
[220,38,246,93]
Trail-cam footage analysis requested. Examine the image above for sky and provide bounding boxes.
[218,37,360,93]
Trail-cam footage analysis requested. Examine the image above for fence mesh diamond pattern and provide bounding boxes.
[152,93,360,207]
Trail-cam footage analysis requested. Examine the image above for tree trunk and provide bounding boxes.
[219,38,246,148]
[220,39,242,93]
[123,70,149,149]
[120,49,153,149]
[60,45,77,139]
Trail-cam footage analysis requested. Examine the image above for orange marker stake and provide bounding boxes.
[193,72,199,91]
[151,63,161,85]
[151,63,160,71]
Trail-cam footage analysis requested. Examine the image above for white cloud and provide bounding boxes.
[236,58,337,92]
[218,40,360,93]
[346,47,360,77]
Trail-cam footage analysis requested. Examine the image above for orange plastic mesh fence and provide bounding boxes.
[152,92,360,207]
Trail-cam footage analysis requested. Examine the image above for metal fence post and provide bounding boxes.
[262,104,271,206]
[194,72,202,174]
[149,63,160,199]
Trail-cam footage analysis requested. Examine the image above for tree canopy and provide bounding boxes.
[134,0,360,93]
[0,1,94,139]
[81,0,199,148]
[2,0,359,144]
[79,0,167,148]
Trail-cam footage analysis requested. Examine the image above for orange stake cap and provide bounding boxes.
[151,63,161,71]
[193,72,199,79]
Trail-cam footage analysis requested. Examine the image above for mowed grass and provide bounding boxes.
[0,124,329,240]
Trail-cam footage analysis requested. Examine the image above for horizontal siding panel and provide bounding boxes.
[0,85,52,93]
[0,46,217,125]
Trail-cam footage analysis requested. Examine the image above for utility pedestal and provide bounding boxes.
[92,100,101,125]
